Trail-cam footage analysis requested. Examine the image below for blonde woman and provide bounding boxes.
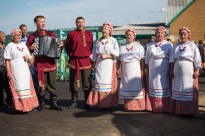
[145,26,173,113]
[117,28,145,111]
[4,28,38,113]
[169,27,201,117]
[87,22,119,109]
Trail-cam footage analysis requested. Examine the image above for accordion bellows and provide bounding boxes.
[34,36,62,58]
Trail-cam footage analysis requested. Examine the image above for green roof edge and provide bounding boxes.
[165,0,196,26]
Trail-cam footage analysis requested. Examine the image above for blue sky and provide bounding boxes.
[0,0,167,35]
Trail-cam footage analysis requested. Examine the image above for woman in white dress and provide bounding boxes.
[145,26,173,113]
[4,28,38,113]
[87,22,119,109]
[117,28,145,111]
[169,27,201,116]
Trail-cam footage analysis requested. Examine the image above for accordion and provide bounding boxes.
[34,36,62,58]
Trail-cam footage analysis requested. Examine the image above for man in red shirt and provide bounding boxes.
[26,15,63,111]
[65,17,93,109]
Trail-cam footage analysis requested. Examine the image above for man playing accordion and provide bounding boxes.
[26,15,64,111]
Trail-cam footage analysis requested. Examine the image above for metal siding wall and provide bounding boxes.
[166,0,192,24]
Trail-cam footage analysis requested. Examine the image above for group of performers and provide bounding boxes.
[0,15,201,117]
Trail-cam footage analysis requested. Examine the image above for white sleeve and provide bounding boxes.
[169,44,174,63]
[139,44,145,60]
[193,43,202,69]
[23,44,32,58]
[116,46,121,60]
[111,38,119,57]
[4,43,12,60]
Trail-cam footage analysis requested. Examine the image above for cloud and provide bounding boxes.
[158,7,167,12]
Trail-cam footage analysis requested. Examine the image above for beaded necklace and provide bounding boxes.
[155,42,162,47]
[179,44,186,52]
[17,46,24,52]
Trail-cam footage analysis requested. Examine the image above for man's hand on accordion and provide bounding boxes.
[31,42,37,50]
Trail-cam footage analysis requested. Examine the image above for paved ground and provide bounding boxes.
[0,77,205,136]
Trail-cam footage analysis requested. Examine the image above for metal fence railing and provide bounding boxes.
[55,27,99,81]
[56,49,69,81]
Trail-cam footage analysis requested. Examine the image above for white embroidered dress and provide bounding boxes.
[93,37,119,92]
[4,42,32,99]
[118,42,144,99]
[145,40,173,98]
[170,41,201,101]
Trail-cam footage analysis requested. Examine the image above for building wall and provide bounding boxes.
[170,0,205,43]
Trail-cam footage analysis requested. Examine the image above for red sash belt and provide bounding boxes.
[68,56,92,89]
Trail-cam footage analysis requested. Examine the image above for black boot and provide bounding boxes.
[6,99,12,107]
[84,90,92,110]
[37,95,45,111]
[0,90,7,107]
[68,91,78,109]
[50,94,62,111]
[0,100,7,108]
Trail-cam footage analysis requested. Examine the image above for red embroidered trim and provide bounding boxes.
[179,45,186,52]
[34,66,57,72]
[102,40,108,45]
[126,45,133,51]
[155,42,162,47]
[67,63,92,70]
[82,30,86,47]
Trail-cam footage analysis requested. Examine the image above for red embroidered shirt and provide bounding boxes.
[26,30,56,72]
[65,29,93,69]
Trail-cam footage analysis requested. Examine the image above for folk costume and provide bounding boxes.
[118,42,145,111]
[169,27,201,115]
[86,36,119,108]
[65,29,93,109]
[4,31,38,112]
[26,30,62,111]
[145,40,173,113]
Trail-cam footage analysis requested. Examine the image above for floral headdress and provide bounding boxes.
[155,26,166,34]
[103,22,113,33]
[179,27,191,39]
[125,28,136,36]
[11,28,22,36]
